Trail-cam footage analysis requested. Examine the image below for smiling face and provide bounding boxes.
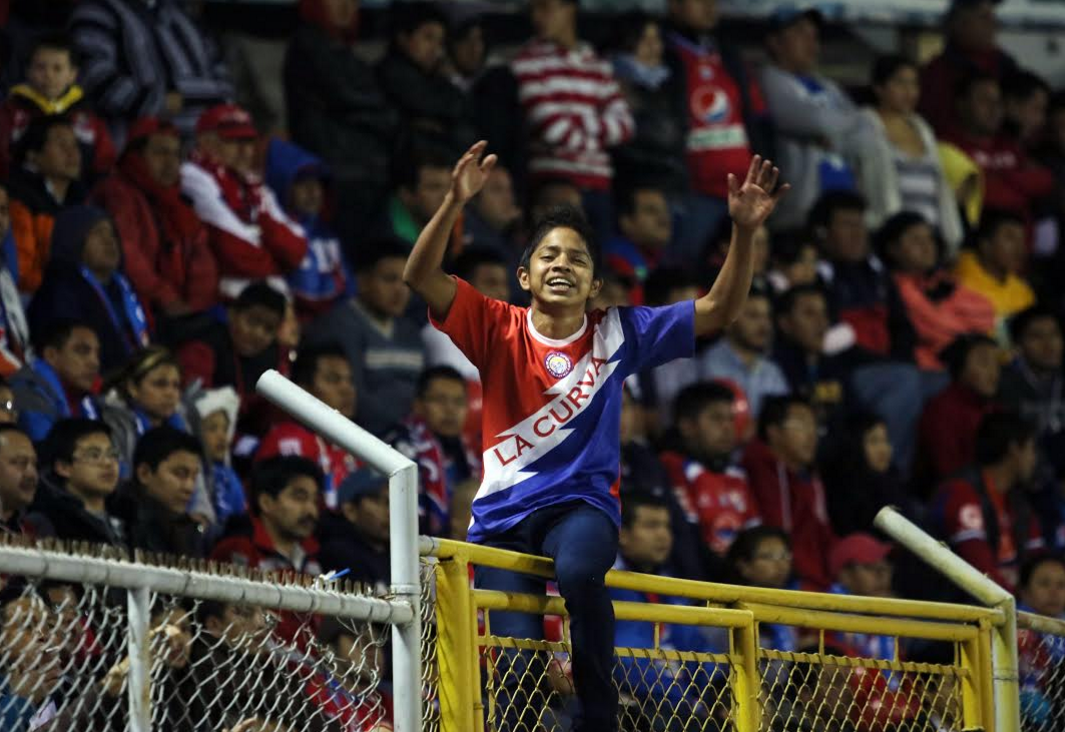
[519,227,602,311]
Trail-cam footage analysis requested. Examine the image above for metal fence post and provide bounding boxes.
[732,606,761,732]
[126,586,151,732]
[436,555,477,732]
[391,463,422,732]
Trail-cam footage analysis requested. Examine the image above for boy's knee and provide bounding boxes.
[554,560,609,599]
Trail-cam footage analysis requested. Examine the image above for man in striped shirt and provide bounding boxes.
[512,0,635,243]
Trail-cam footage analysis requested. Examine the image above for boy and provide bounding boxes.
[0,32,115,181]
[404,140,786,730]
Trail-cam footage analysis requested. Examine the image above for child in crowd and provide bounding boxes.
[193,386,246,532]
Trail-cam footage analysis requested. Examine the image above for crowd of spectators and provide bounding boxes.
[2,0,1065,728]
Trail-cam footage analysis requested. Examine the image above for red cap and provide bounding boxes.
[126,117,179,146]
[830,533,893,578]
[195,103,257,140]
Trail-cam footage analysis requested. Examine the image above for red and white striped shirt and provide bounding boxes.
[512,40,634,191]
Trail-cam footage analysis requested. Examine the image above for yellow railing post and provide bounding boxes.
[435,556,477,732]
[960,634,985,729]
[732,605,761,732]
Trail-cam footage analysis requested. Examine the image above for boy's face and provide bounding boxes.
[308,355,356,419]
[1021,560,1065,618]
[768,18,820,75]
[30,125,81,182]
[518,227,602,310]
[414,376,467,439]
[141,133,182,188]
[620,189,672,251]
[137,450,202,515]
[619,505,673,569]
[681,400,735,461]
[200,411,231,463]
[58,432,120,499]
[400,165,451,226]
[229,304,281,357]
[27,47,78,101]
[889,222,938,273]
[398,20,446,73]
[778,291,828,355]
[1019,317,1063,372]
[44,326,100,393]
[357,256,411,319]
[291,176,325,217]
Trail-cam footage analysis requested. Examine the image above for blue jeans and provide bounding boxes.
[475,501,620,732]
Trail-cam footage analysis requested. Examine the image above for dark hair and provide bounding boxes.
[416,365,466,398]
[976,208,1025,245]
[41,419,112,473]
[251,456,323,515]
[643,266,700,307]
[871,54,916,87]
[14,114,74,166]
[1018,553,1065,592]
[939,333,998,381]
[874,211,938,269]
[27,31,78,66]
[232,281,286,317]
[292,343,349,387]
[757,395,813,442]
[956,71,999,101]
[196,599,229,627]
[771,230,817,266]
[614,12,659,54]
[0,424,29,446]
[353,237,410,273]
[391,1,448,38]
[776,283,827,317]
[1009,305,1062,345]
[451,246,507,281]
[673,382,735,427]
[520,205,600,277]
[807,190,867,233]
[32,318,96,356]
[1002,69,1050,104]
[132,426,203,477]
[615,184,665,220]
[974,410,1037,466]
[620,491,670,529]
[394,144,453,192]
[725,525,791,582]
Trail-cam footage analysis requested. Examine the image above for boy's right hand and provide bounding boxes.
[451,141,498,204]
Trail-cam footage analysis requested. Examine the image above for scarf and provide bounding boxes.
[118,152,202,246]
[80,266,150,354]
[391,415,450,537]
[9,83,85,115]
[613,54,671,90]
[189,149,265,226]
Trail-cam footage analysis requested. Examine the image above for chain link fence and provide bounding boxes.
[420,559,440,732]
[1019,611,1065,731]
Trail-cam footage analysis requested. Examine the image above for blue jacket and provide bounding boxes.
[10,359,98,443]
[264,139,353,312]
[0,675,37,732]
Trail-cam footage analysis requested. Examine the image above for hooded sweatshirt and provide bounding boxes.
[27,205,151,373]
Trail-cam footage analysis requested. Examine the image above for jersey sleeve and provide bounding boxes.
[619,302,696,375]
[428,276,511,371]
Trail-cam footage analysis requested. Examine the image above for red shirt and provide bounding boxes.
[660,450,760,556]
[917,383,995,488]
[941,130,1053,220]
[256,421,359,511]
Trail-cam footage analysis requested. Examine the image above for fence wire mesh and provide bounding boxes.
[0,564,399,731]
[1019,617,1065,731]
[420,558,440,732]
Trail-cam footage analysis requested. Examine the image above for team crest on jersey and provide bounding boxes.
[544,351,573,379]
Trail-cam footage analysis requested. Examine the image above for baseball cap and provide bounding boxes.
[337,467,388,505]
[126,117,179,146]
[830,533,893,578]
[195,103,257,140]
[767,5,824,33]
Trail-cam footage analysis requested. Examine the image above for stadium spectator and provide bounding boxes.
[463,165,523,259]
[698,288,789,418]
[384,146,455,248]
[664,0,773,257]
[377,2,473,157]
[257,343,359,510]
[932,410,1043,592]
[765,232,819,294]
[8,115,84,293]
[848,55,965,255]
[181,103,308,300]
[1016,554,1065,722]
[604,185,674,305]
[303,240,425,437]
[761,7,860,232]
[702,217,771,294]
[513,0,634,242]
[27,205,150,374]
[319,467,391,593]
[1003,70,1050,149]
[190,386,245,531]
[0,426,37,535]
[919,0,1018,135]
[999,307,1065,452]
[264,137,352,320]
[660,382,760,558]
[0,32,114,181]
[916,334,1001,492]
[1018,554,1065,618]
[446,6,487,92]
[89,117,218,321]
[284,0,396,244]
[726,525,797,650]
[878,212,994,370]
[28,419,123,545]
[0,183,30,377]
[827,533,897,660]
[113,426,205,557]
[742,395,835,590]
[10,320,100,443]
[609,13,688,197]
[69,0,233,141]
[821,412,911,537]
[954,210,1036,334]
[942,74,1053,224]
[388,366,478,538]
[176,281,289,433]
[611,492,725,725]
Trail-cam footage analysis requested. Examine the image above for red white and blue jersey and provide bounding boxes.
[431,277,695,542]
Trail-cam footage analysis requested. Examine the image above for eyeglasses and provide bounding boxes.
[73,448,121,464]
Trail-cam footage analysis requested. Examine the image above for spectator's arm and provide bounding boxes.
[598,80,635,148]
[258,189,310,272]
[9,201,45,293]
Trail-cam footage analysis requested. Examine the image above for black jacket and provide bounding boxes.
[111,484,206,558]
[320,528,390,592]
[612,66,689,195]
[26,477,125,546]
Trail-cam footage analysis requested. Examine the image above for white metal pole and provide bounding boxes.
[126,586,151,732]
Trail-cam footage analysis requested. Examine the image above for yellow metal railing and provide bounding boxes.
[423,537,1003,732]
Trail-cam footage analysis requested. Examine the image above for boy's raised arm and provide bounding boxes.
[403,141,498,321]
[694,156,789,337]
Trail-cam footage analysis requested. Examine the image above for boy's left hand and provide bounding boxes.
[727,155,790,232]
